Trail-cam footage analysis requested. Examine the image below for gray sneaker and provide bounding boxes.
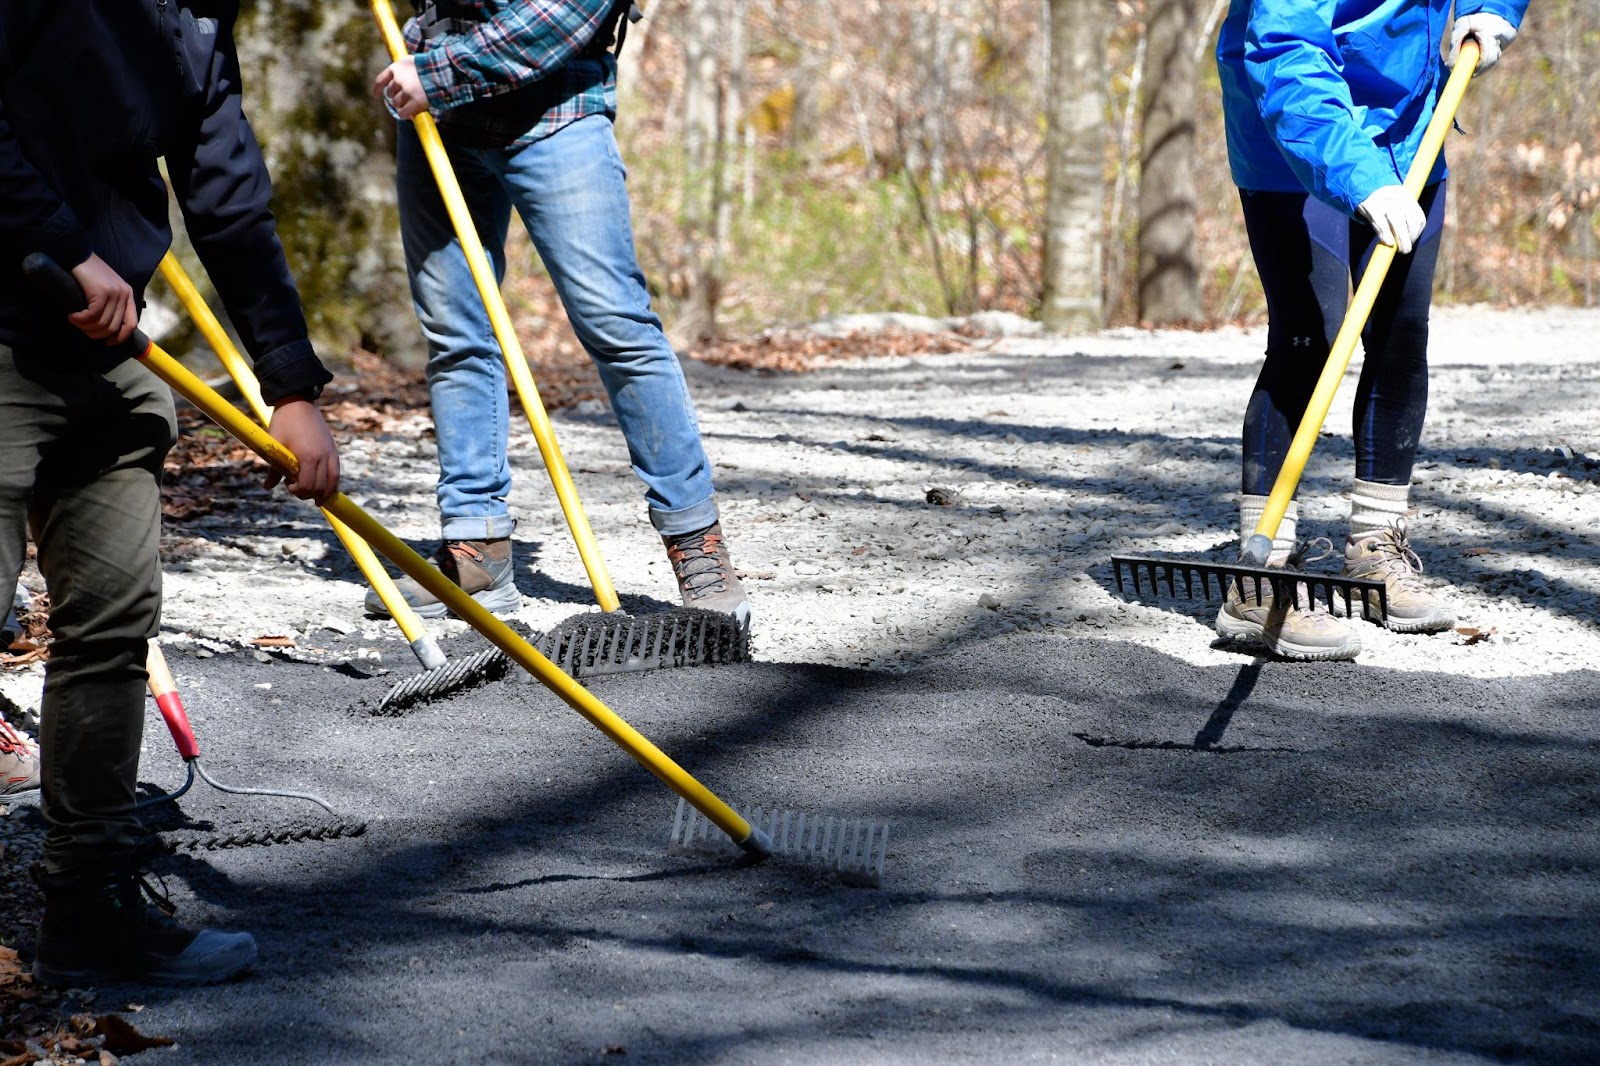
[1214,539,1362,661]
[364,538,521,620]
[1,716,40,795]
[1342,521,1455,633]
[663,523,751,626]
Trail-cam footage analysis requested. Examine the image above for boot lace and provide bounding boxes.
[1276,536,1339,615]
[1366,520,1429,593]
[666,527,731,599]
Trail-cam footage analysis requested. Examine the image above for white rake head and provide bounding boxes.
[669,797,889,888]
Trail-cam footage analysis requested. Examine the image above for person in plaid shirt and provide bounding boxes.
[369,0,751,627]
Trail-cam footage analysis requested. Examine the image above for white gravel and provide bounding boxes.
[113,304,1600,684]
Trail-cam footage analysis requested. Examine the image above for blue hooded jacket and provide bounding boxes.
[1217,0,1528,217]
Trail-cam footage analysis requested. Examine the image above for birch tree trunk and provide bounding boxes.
[680,0,723,341]
[1041,0,1107,332]
[1137,0,1201,323]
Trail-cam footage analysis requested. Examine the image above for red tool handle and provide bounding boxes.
[145,640,200,761]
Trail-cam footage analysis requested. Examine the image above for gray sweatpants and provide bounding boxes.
[0,342,175,874]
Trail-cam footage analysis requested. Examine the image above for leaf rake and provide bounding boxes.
[669,798,890,888]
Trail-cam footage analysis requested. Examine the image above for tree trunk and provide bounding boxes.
[680,0,723,342]
[1137,0,1202,324]
[1041,0,1107,332]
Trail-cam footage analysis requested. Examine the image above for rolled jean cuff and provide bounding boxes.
[649,497,719,538]
[441,513,516,541]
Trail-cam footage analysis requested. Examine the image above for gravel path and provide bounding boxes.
[2,307,1597,1064]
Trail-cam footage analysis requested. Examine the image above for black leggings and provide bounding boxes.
[1238,182,1445,495]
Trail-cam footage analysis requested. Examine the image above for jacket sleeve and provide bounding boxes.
[1241,0,1401,216]
[1456,0,1529,27]
[0,30,92,272]
[415,0,613,112]
[165,17,331,405]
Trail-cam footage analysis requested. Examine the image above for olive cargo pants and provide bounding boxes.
[0,342,175,874]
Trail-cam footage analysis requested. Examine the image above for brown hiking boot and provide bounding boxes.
[1214,539,1362,662]
[364,538,520,620]
[1,716,40,795]
[1342,521,1456,633]
[663,523,751,626]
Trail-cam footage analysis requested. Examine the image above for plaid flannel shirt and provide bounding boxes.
[405,0,619,149]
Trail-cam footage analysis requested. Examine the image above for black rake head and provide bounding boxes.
[1110,554,1389,622]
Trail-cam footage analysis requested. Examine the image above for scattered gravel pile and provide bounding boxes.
[146,305,1600,682]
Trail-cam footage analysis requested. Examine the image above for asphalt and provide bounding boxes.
[28,624,1595,1065]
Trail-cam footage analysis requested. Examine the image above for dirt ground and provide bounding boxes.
[3,307,1598,1064]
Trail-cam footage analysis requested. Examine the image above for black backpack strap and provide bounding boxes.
[587,0,642,58]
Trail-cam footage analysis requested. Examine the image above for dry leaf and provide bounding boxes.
[250,635,296,648]
[1461,546,1491,557]
[93,1015,174,1056]
[1453,626,1497,646]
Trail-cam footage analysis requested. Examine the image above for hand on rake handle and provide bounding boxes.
[265,398,340,504]
[67,254,140,345]
[24,253,340,504]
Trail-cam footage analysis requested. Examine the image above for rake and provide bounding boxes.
[155,251,506,708]
[24,253,884,886]
[139,639,339,816]
[1112,41,1482,624]
[366,0,749,705]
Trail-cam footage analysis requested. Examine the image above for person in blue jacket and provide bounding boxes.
[2,0,342,983]
[1213,0,1525,661]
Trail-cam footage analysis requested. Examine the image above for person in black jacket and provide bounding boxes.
[1,1,341,984]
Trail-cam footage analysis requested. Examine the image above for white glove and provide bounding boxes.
[1447,12,1518,76]
[1357,186,1426,255]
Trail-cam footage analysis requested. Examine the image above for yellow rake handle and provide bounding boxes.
[370,0,619,613]
[139,337,758,851]
[1247,41,1480,563]
[157,253,432,651]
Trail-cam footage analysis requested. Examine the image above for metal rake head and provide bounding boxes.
[1110,554,1389,622]
[376,646,512,715]
[669,797,888,888]
[538,609,750,679]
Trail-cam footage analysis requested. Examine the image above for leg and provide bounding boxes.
[1352,180,1446,490]
[21,355,175,874]
[1340,182,1454,633]
[499,114,718,536]
[397,122,517,542]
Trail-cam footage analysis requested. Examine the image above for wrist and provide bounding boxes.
[272,391,320,408]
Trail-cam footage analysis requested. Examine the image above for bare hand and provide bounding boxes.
[265,399,341,504]
[373,57,430,120]
[68,254,139,345]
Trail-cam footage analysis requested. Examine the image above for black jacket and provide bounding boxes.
[0,0,330,402]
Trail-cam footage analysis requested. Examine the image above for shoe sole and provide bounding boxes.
[1215,608,1361,662]
[365,581,522,621]
[33,939,258,987]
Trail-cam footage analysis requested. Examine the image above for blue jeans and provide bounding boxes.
[396,113,719,540]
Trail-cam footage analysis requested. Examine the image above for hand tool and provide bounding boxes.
[1111,42,1482,624]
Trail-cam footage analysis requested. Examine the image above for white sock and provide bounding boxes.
[1240,494,1297,567]
[1349,479,1410,540]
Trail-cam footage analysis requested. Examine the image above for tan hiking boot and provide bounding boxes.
[364,538,520,620]
[1342,521,1455,633]
[663,523,751,627]
[1214,539,1361,661]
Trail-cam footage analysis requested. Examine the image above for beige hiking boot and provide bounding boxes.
[1214,539,1362,662]
[1342,520,1455,633]
[363,538,520,620]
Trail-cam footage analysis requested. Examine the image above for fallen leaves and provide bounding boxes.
[1454,626,1497,646]
[692,327,978,373]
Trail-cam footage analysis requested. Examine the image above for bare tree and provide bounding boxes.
[1041,0,1108,332]
[1137,0,1201,323]
[680,0,727,341]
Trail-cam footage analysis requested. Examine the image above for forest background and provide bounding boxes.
[159,0,1600,372]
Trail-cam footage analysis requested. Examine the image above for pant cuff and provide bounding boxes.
[441,514,516,541]
[649,497,720,538]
